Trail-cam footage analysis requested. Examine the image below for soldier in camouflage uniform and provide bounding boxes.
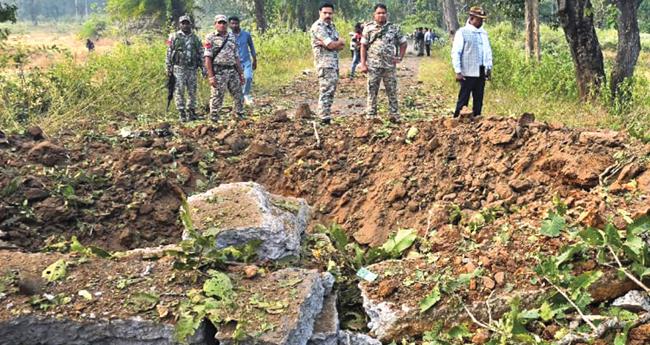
[359,3,408,123]
[204,14,245,122]
[166,15,205,122]
[310,2,346,125]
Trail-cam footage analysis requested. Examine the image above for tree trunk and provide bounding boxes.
[254,0,267,34]
[610,0,642,101]
[28,0,37,25]
[297,2,306,31]
[442,0,459,38]
[74,0,79,20]
[556,0,606,100]
[525,0,541,62]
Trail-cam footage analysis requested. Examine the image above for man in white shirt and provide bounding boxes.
[451,6,492,118]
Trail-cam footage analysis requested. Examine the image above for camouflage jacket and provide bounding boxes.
[310,19,339,69]
[166,30,203,69]
[203,32,240,67]
[361,21,407,69]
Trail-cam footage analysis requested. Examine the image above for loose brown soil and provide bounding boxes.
[1,56,649,340]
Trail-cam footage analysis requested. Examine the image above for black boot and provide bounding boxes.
[178,109,188,123]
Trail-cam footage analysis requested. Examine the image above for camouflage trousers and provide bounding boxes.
[367,67,399,117]
[210,68,244,118]
[173,66,198,111]
[317,68,339,120]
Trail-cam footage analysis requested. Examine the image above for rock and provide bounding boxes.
[224,135,249,154]
[387,185,407,203]
[294,103,314,120]
[328,176,357,197]
[612,290,650,312]
[377,280,399,298]
[0,315,209,345]
[0,240,18,250]
[216,268,327,345]
[509,179,532,192]
[308,293,339,345]
[153,122,173,137]
[494,272,505,286]
[482,277,496,290]
[24,188,49,202]
[354,126,370,139]
[16,273,44,296]
[638,170,650,194]
[184,182,310,260]
[27,141,67,166]
[488,124,515,145]
[33,197,73,223]
[27,126,44,140]
[407,201,419,212]
[273,109,290,122]
[628,323,650,345]
[243,265,258,279]
[127,148,152,166]
[248,141,277,157]
[471,329,490,344]
[578,130,623,147]
[337,331,381,345]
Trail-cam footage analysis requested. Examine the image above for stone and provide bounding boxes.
[337,331,381,345]
[27,126,45,140]
[354,126,370,139]
[308,293,339,345]
[248,141,277,157]
[578,130,623,147]
[494,272,505,286]
[471,329,490,344]
[0,315,209,345]
[482,277,496,290]
[628,323,650,345]
[509,179,533,192]
[294,103,314,120]
[387,185,407,203]
[27,141,67,167]
[272,109,290,122]
[243,265,258,279]
[184,182,310,261]
[127,148,152,166]
[612,290,650,312]
[216,268,327,345]
[24,188,49,202]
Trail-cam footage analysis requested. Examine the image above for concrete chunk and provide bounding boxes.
[185,182,310,260]
[216,268,326,345]
[308,293,339,345]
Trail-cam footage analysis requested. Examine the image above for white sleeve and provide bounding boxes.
[451,30,464,74]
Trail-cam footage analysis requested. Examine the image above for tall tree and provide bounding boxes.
[525,0,541,62]
[0,2,17,40]
[254,0,267,33]
[610,0,642,101]
[442,0,459,37]
[556,0,605,100]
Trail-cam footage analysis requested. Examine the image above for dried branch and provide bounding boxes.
[607,245,650,293]
[312,121,321,148]
[545,278,597,332]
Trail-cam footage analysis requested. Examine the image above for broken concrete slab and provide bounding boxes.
[612,290,650,312]
[0,315,211,345]
[184,182,310,260]
[337,331,382,345]
[215,268,327,345]
[308,293,339,345]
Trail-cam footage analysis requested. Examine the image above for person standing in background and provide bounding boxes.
[349,22,363,79]
[229,16,258,106]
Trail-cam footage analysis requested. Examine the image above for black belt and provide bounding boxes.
[215,65,236,70]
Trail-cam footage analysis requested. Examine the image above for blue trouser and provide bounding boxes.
[350,49,360,76]
[242,60,254,97]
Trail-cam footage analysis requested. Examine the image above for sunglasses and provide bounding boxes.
[217,21,227,24]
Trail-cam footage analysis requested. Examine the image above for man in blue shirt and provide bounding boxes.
[229,16,258,105]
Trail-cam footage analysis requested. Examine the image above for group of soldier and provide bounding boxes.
[165,14,256,122]
[166,2,493,125]
[312,2,407,124]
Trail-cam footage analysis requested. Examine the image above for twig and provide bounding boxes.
[312,121,321,148]
[545,278,598,332]
[462,304,499,334]
[607,245,650,292]
[485,290,496,325]
[557,312,650,345]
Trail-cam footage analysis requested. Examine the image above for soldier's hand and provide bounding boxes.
[239,73,244,85]
[252,59,257,71]
[455,73,465,82]
[359,63,368,73]
[209,76,217,88]
[392,56,402,65]
[486,69,492,81]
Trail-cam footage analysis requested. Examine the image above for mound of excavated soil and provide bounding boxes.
[1,116,648,254]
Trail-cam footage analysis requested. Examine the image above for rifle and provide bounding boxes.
[166,71,176,112]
